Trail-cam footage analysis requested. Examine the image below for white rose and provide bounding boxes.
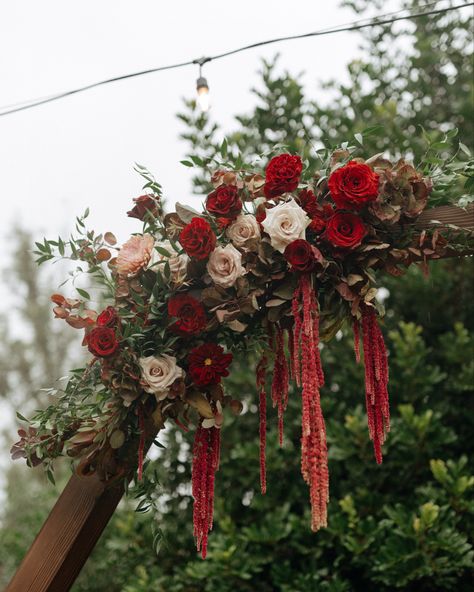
[261,198,310,253]
[226,214,261,250]
[149,240,189,284]
[207,244,246,288]
[139,354,184,400]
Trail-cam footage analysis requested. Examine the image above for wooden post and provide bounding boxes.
[5,204,474,592]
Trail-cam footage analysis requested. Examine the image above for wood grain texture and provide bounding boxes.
[5,205,473,592]
[6,473,124,592]
[416,203,474,230]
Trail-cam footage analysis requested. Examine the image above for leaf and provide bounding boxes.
[175,202,203,224]
[76,288,91,300]
[104,232,117,245]
[355,133,363,145]
[185,391,214,419]
[180,160,194,167]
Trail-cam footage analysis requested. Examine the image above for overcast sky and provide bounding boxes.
[1,0,415,498]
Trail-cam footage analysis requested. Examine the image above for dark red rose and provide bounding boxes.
[216,217,233,230]
[87,327,119,357]
[188,343,233,386]
[127,195,159,220]
[324,212,367,249]
[179,217,216,260]
[168,294,207,335]
[206,185,242,219]
[328,161,379,210]
[97,306,118,327]
[298,189,319,216]
[284,239,324,272]
[264,154,303,199]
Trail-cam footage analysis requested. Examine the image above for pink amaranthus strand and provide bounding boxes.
[192,425,221,559]
[361,305,390,464]
[292,274,329,531]
[271,325,290,446]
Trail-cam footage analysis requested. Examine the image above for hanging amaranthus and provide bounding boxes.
[192,425,221,558]
[360,305,390,464]
[271,325,290,446]
[256,355,268,494]
[292,274,329,531]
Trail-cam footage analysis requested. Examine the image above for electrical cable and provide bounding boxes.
[0,1,472,118]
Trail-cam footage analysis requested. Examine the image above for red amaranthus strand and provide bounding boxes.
[353,319,361,364]
[271,325,290,446]
[192,425,221,559]
[292,274,329,531]
[361,305,390,464]
[256,355,268,494]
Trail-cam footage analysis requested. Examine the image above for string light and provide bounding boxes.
[194,57,211,112]
[0,2,472,118]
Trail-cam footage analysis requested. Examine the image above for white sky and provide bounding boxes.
[1,0,420,500]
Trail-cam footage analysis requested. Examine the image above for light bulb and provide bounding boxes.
[196,76,210,112]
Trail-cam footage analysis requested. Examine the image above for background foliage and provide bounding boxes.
[0,1,473,590]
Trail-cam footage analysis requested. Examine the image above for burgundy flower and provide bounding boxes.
[127,195,159,220]
[284,239,324,272]
[87,327,119,357]
[206,185,242,219]
[264,154,303,199]
[179,217,216,260]
[168,294,207,336]
[188,343,233,386]
[96,306,118,327]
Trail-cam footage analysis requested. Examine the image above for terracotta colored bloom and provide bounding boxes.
[87,327,119,357]
[328,161,379,210]
[96,306,118,327]
[179,217,216,260]
[324,212,367,249]
[284,239,323,272]
[264,154,303,199]
[168,294,207,335]
[127,195,159,220]
[116,234,154,277]
[188,343,233,386]
[206,185,242,219]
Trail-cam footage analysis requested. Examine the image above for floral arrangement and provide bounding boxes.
[12,142,473,558]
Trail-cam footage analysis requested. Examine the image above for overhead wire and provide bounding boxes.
[0,1,472,118]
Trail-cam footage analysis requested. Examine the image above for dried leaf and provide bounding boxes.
[104,232,117,246]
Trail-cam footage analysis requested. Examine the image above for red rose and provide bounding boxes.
[97,306,118,327]
[188,343,233,386]
[168,294,207,335]
[179,217,216,260]
[264,154,303,199]
[284,239,324,272]
[127,195,159,220]
[206,185,242,219]
[324,212,367,249]
[328,161,379,210]
[87,327,119,357]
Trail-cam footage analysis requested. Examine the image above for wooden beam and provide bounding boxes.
[415,203,474,230]
[5,204,474,592]
[6,473,125,592]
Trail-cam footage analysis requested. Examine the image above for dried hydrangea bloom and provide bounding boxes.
[116,234,154,277]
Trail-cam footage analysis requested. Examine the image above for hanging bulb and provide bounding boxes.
[196,76,210,112]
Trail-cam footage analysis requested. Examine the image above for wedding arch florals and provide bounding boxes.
[12,139,474,558]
